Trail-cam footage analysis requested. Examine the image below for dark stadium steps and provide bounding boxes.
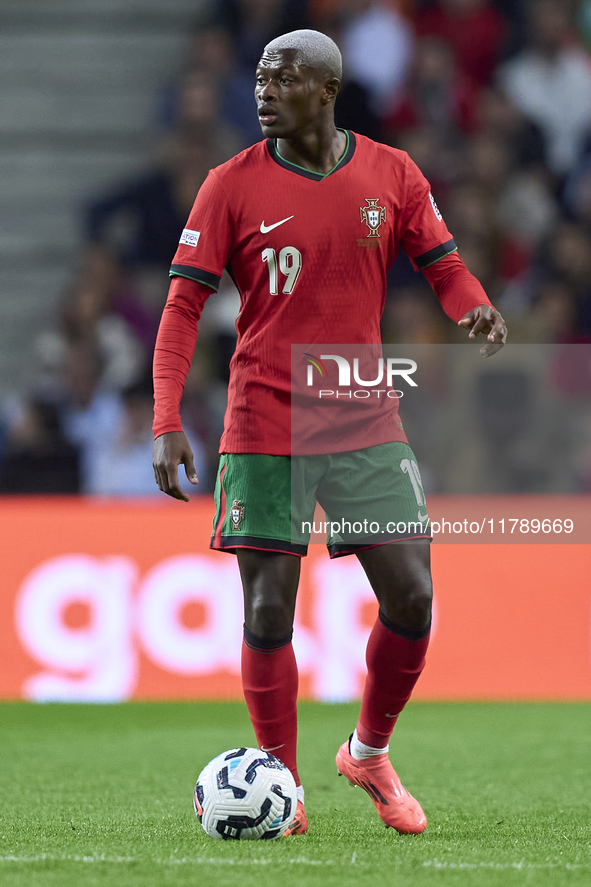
[0,0,204,395]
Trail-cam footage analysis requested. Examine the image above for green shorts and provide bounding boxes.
[210,442,431,558]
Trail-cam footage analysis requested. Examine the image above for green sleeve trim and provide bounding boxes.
[169,263,220,291]
[420,246,458,270]
[169,271,218,291]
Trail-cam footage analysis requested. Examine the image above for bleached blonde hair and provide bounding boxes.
[263,29,342,81]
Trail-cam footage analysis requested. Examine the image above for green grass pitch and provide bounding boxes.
[0,701,590,886]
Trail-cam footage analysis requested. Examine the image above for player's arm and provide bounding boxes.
[422,252,507,357]
[398,154,507,357]
[152,275,212,501]
[153,168,232,499]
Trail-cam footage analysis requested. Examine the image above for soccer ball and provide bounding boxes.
[194,747,297,840]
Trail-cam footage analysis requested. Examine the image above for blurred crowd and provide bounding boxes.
[3,0,591,496]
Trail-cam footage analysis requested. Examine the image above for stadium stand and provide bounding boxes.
[0,0,205,397]
[2,0,591,494]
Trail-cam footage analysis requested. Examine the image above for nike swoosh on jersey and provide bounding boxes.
[260,215,294,234]
[260,744,285,753]
[418,511,429,522]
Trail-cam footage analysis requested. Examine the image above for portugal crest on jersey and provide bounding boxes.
[230,499,245,531]
[360,199,386,238]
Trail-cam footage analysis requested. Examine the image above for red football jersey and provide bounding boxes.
[169,131,457,454]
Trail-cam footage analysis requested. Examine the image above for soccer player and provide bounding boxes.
[153,30,507,836]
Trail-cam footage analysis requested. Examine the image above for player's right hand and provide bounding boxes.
[153,431,198,501]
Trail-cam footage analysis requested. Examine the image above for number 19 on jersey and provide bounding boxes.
[262,247,302,295]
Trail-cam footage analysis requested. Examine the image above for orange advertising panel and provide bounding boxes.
[0,496,590,701]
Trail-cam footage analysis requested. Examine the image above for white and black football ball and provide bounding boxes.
[194,747,297,840]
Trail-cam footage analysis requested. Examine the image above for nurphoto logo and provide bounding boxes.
[302,352,418,399]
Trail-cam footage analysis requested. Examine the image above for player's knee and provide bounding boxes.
[403,582,433,627]
[245,598,293,641]
[387,578,433,632]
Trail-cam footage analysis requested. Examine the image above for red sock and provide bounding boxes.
[241,635,300,786]
[357,613,430,749]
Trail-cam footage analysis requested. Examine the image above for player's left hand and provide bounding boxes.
[458,304,507,357]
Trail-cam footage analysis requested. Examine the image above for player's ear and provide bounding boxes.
[322,77,341,104]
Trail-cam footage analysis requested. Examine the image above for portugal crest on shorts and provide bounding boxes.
[230,499,245,531]
[360,198,386,238]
